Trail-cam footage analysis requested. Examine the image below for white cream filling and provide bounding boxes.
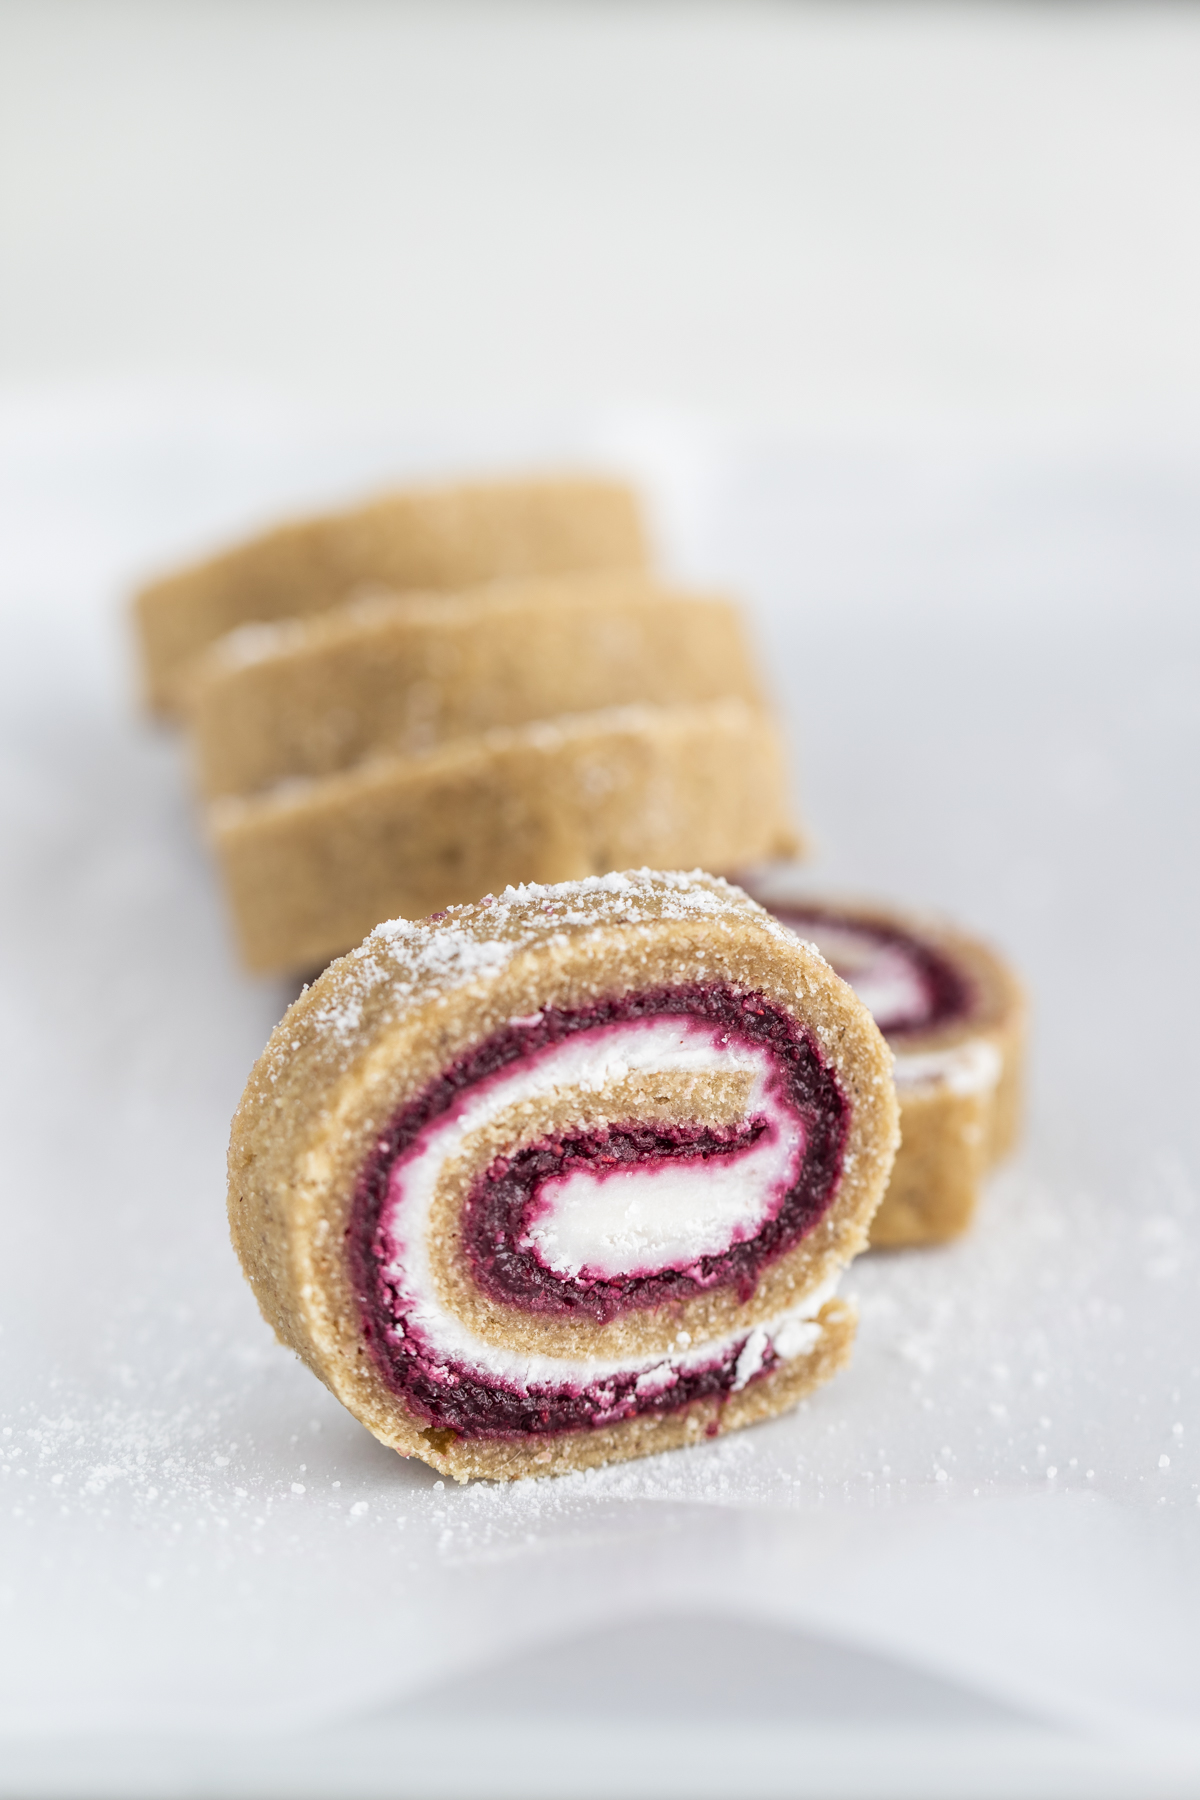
[378,1016,833,1393]
[522,1122,798,1280]
[892,1038,1003,1097]
[783,919,931,1032]
[772,914,1001,1097]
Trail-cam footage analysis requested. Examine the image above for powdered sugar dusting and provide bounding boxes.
[289,869,805,1057]
[207,618,309,670]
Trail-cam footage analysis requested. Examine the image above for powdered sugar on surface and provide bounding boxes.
[4,409,1200,1769]
[4,1118,1197,1737]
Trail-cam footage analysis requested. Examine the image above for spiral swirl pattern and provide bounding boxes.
[229,869,900,1478]
[349,983,848,1440]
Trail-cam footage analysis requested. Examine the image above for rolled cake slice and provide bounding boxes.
[187,572,765,800]
[210,698,802,975]
[135,475,646,715]
[227,870,899,1480]
[741,874,1024,1246]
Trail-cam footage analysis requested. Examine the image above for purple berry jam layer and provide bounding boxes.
[348,984,848,1440]
[466,1119,779,1322]
[762,905,973,1039]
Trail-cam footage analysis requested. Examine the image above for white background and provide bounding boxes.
[2,5,1200,1796]
[4,0,1200,432]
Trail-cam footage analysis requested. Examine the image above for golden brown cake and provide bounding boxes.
[186,572,765,800]
[135,475,647,714]
[741,873,1025,1246]
[227,870,899,1481]
[211,700,802,975]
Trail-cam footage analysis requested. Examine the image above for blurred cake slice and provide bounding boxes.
[211,699,801,974]
[742,874,1025,1244]
[135,474,647,714]
[187,572,765,800]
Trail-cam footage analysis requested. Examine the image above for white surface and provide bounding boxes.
[3,0,1200,432]
[6,4,1200,1790]
[1,395,1199,1797]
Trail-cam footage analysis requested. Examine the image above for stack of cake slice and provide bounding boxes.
[135,474,801,974]
[138,474,651,714]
